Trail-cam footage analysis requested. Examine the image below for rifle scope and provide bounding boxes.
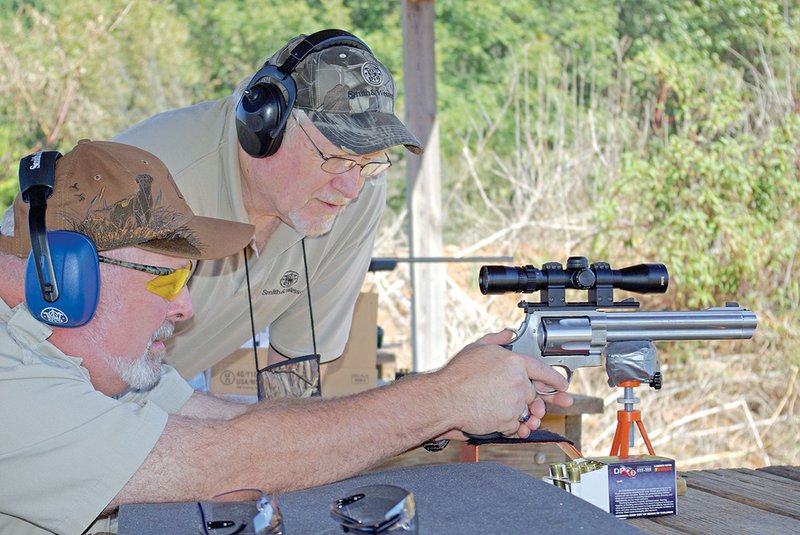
[479,256,669,296]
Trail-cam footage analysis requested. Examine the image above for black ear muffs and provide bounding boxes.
[235,29,372,158]
[236,69,294,158]
[19,151,100,327]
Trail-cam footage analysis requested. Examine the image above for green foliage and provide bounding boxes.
[618,0,790,64]
[601,120,799,307]
[171,0,351,99]
[588,3,800,312]
[168,0,403,101]
[0,0,199,207]
[434,0,619,157]
[0,0,798,324]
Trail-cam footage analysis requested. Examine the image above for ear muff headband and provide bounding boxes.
[235,29,372,158]
[19,151,100,327]
[275,29,372,75]
[19,151,61,303]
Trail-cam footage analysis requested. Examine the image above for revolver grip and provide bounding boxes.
[462,342,521,441]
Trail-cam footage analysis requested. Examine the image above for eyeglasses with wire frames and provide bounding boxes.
[97,255,193,302]
[296,121,392,178]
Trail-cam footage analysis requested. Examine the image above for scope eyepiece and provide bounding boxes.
[478,265,543,294]
[479,257,669,297]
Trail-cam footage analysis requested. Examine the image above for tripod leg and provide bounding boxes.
[635,420,656,456]
[610,413,630,456]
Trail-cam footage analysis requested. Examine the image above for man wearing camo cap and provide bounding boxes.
[115,29,423,379]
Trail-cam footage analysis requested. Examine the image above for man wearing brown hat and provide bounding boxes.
[114,29,424,378]
[0,140,251,533]
[0,141,573,534]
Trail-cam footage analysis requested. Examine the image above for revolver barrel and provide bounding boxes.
[514,304,757,361]
[603,306,758,342]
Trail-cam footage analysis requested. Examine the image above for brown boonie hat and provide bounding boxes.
[270,34,424,155]
[0,140,254,260]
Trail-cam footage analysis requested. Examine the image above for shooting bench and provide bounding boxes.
[458,393,602,465]
[370,393,602,478]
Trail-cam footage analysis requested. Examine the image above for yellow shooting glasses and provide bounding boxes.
[98,255,192,301]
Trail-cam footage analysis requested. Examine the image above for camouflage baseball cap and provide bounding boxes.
[270,35,423,155]
[0,140,254,260]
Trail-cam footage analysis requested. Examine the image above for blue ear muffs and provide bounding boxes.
[19,151,100,327]
[24,231,100,327]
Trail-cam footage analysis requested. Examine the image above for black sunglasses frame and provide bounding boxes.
[97,255,188,277]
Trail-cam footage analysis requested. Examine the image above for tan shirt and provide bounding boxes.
[0,298,192,534]
[114,94,384,378]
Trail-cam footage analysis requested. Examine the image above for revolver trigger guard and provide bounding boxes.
[535,365,572,396]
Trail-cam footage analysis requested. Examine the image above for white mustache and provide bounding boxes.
[318,196,350,206]
[151,321,175,344]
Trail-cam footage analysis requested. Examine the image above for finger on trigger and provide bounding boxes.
[526,358,570,391]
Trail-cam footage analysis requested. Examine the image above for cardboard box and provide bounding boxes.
[321,292,378,397]
[209,348,265,396]
[545,455,677,519]
[208,292,378,398]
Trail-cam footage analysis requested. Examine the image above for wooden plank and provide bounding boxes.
[631,486,800,535]
[681,468,800,520]
[626,518,689,535]
[369,401,604,477]
[758,465,800,482]
[546,393,604,415]
[564,415,583,453]
[368,437,574,479]
[474,442,564,473]
[368,447,460,473]
[550,394,603,452]
[369,442,564,478]
[540,414,566,435]
[402,0,446,372]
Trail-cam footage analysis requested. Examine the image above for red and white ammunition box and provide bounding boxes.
[545,455,677,519]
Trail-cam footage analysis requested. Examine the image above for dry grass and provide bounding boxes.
[576,352,799,469]
[366,252,799,470]
[367,37,799,470]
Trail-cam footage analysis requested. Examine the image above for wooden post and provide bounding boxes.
[402,0,446,371]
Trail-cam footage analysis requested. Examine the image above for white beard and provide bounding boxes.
[288,208,339,238]
[106,321,174,391]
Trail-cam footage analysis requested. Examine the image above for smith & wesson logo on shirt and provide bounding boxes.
[262,270,302,295]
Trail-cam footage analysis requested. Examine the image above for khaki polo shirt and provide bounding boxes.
[115,94,385,378]
[0,298,192,534]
